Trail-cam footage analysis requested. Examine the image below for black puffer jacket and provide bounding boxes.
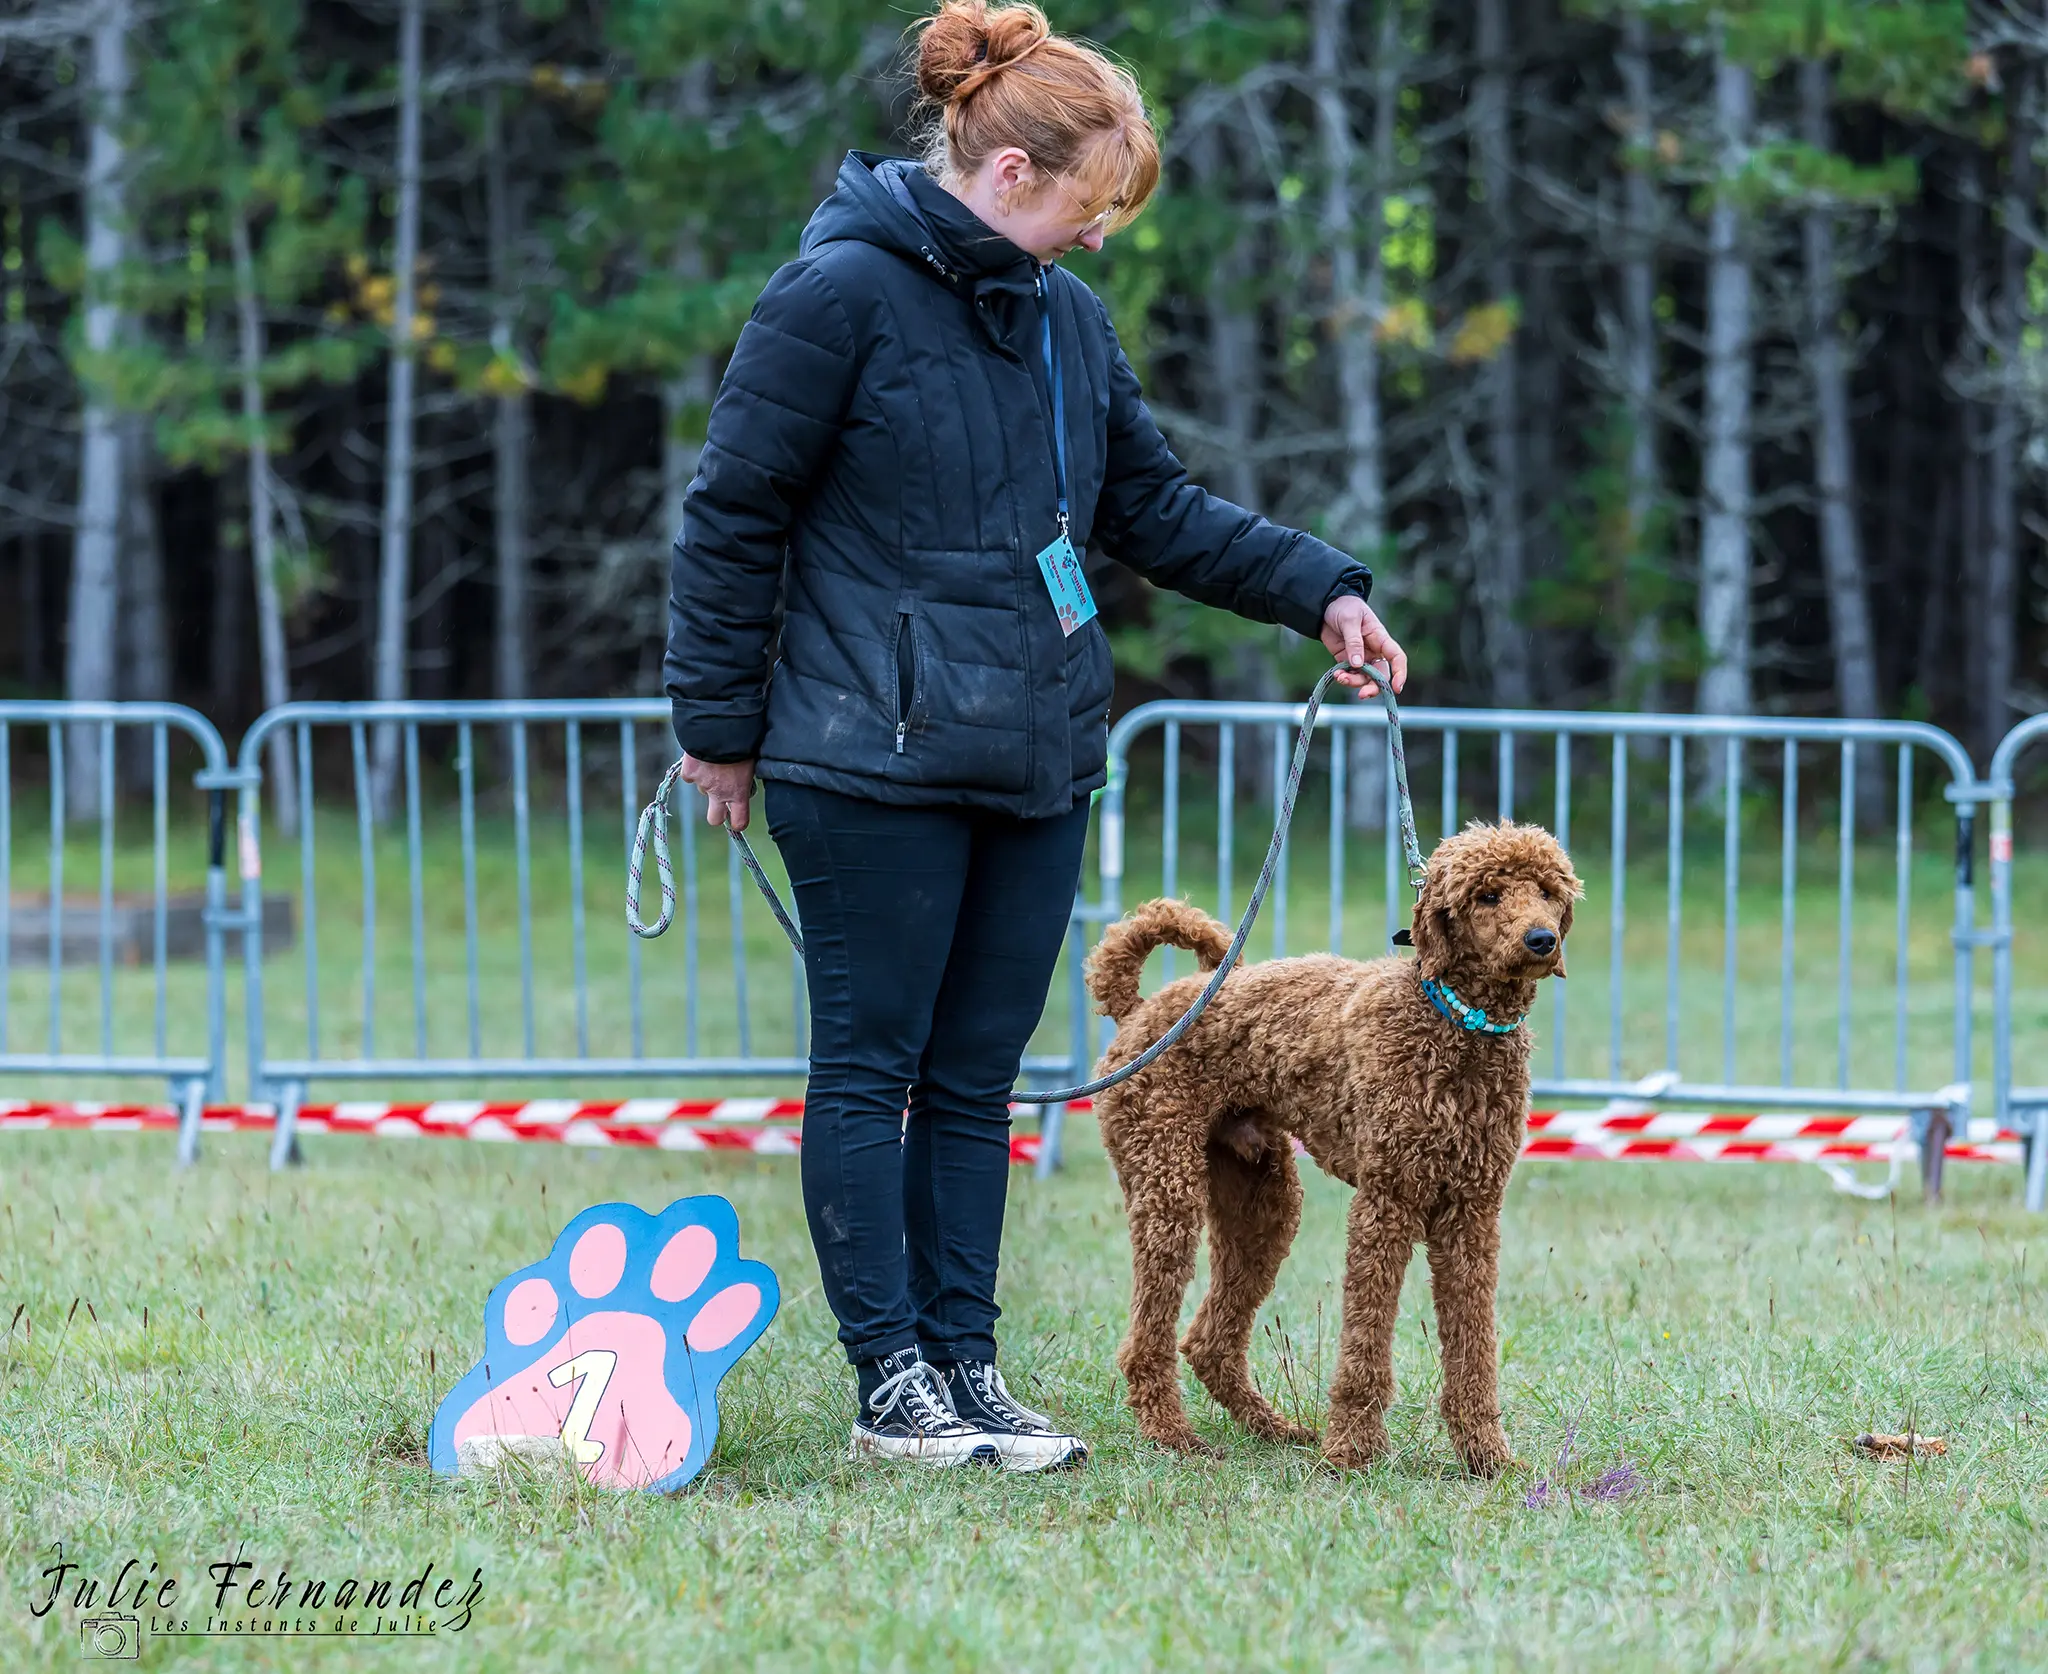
[666,152,1371,818]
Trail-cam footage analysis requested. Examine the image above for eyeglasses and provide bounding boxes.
[1043,169,1119,235]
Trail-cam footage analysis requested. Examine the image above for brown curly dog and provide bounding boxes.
[1088,820,1580,1475]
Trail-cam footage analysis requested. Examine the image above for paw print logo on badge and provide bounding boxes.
[429,1196,778,1493]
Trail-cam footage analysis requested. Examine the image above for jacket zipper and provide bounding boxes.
[894,609,914,754]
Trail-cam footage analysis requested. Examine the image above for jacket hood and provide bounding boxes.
[800,152,1041,300]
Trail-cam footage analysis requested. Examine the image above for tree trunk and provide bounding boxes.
[663,363,715,561]
[117,419,169,701]
[1918,463,1955,707]
[1881,228,1926,696]
[1191,118,1282,795]
[1472,0,1531,708]
[115,417,170,790]
[20,537,44,690]
[65,0,130,818]
[484,0,530,705]
[416,489,453,700]
[662,63,717,607]
[1313,0,1398,827]
[369,0,424,815]
[1959,155,1986,738]
[231,201,300,833]
[1798,58,1882,827]
[210,510,247,716]
[1616,8,1663,712]
[1697,44,1753,726]
[1984,58,2037,755]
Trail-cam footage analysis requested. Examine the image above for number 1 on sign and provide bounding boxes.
[549,1349,618,1464]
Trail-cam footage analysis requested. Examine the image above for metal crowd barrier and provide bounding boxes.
[9,694,2048,1206]
[1988,713,2048,1209]
[234,700,1091,1169]
[1067,702,1987,1172]
[0,702,236,1164]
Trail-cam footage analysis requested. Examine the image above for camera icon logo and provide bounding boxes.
[79,1614,140,1659]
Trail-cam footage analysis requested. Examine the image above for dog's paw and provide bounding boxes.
[1453,1428,1516,1479]
[1247,1415,1320,1448]
[1319,1433,1388,1474]
[429,1198,777,1493]
[1141,1424,1223,1459]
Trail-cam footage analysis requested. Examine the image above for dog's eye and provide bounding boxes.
[1540,887,1552,902]
[1477,891,1500,907]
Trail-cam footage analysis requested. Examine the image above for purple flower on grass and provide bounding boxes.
[1522,1421,1646,1507]
[1583,1462,1646,1502]
[1522,1421,1578,1508]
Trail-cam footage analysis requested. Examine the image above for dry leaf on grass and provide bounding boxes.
[1851,1432,1947,1460]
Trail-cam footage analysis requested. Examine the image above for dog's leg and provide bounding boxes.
[1181,1135,1316,1446]
[1113,1139,1217,1456]
[1323,1192,1420,1472]
[1424,1193,1514,1477]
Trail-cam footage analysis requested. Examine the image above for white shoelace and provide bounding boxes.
[965,1364,1046,1432]
[868,1360,969,1433]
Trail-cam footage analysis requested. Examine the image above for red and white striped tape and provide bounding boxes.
[0,1099,2021,1167]
[0,1098,1045,1165]
[1521,1108,2022,1165]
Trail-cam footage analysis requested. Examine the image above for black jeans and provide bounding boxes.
[764,781,1090,1365]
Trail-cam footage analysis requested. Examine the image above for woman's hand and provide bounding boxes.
[681,754,757,833]
[1321,595,1408,698]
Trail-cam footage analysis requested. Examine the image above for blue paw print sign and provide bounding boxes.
[429,1197,778,1493]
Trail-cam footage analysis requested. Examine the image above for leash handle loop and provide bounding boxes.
[625,758,689,939]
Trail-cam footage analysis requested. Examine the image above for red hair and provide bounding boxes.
[911,1,1160,232]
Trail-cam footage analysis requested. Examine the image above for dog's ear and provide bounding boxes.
[1554,890,1573,978]
[1409,903,1453,980]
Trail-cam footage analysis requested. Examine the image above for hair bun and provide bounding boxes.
[914,1,1051,106]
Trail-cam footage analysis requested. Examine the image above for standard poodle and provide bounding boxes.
[1087,820,1580,1475]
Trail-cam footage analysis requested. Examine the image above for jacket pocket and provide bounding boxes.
[891,608,919,754]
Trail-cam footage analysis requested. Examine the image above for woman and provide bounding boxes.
[665,0,1407,1473]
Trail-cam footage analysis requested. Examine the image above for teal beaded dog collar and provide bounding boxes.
[1421,976,1524,1034]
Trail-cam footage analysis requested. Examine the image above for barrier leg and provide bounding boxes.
[267,1079,305,1172]
[174,1076,206,1169]
[1035,1102,1065,1181]
[1919,1106,1949,1204]
[2025,1104,2048,1214]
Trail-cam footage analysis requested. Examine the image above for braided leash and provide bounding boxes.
[626,758,805,950]
[625,759,688,938]
[629,660,1423,1100]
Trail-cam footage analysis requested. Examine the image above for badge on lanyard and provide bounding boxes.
[1035,278,1097,637]
[1036,529,1095,636]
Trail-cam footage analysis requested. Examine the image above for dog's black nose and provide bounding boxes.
[1523,927,1558,957]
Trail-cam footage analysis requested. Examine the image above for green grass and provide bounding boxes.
[4,1128,2047,1669]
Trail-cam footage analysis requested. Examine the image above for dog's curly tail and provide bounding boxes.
[1084,898,1233,1022]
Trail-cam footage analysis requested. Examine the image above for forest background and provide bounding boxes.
[2,0,2042,820]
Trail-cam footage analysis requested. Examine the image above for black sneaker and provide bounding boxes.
[849,1349,1001,1469]
[935,1359,1088,1473]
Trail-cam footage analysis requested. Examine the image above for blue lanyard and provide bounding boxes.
[1038,270,1070,535]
